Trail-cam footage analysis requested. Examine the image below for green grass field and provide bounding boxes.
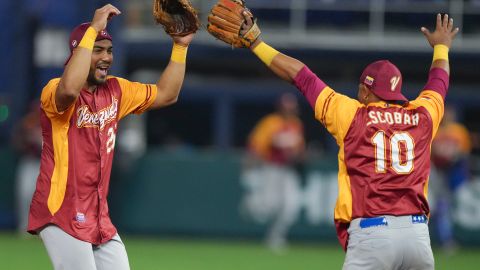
[1,232,478,269]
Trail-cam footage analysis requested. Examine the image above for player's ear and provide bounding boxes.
[357,84,366,100]
[358,84,373,104]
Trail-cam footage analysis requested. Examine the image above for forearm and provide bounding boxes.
[250,40,327,108]
[57,27,97,111]
[151,43,188,109]
[423,45,450,99]
[250,40,305,83]
[60,49,93,91]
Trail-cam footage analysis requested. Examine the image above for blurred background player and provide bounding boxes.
[232,11,458,269]
[11,101,42,236]
[27,3,195,270]
[431,105,472,254]
[242,92,305,252]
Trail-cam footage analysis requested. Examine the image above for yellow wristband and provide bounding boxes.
[433,44,449,62]
[252,42,280,66]
[170,43,188,64]
[78,27,98,50]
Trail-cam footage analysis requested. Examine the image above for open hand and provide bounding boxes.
[421,13,459,48]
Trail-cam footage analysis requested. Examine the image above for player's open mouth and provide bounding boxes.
[96,66,109,77]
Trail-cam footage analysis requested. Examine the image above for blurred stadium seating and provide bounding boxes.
[124,0,480,52]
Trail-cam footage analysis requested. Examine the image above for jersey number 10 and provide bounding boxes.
[371,131,414,174]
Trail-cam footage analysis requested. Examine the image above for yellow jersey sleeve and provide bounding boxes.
[410,90,444,138]
[314,87,362,144]
[116,77,158,119]
[40,78,75,120]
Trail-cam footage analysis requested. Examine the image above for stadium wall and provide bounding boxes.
[109,149,480,246]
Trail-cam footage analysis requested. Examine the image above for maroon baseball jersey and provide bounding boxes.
[293,66,449,250]
[28,76,157,245]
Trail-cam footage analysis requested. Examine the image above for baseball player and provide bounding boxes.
[241,13,458,269]
[27,4,194,270]
[246,93,305,251]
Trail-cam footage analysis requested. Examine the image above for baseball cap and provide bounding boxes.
[65,22,112,65]
[359,60,407,103]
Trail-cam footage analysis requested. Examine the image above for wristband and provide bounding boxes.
[252,42,280,66]
[433,44,449,62]
[78,27,98,50]
[170,43,188,64]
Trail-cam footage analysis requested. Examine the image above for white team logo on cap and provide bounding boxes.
[72,40,78,48]
[390,76,400,91]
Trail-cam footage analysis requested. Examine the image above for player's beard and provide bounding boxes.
[87,66,108,86]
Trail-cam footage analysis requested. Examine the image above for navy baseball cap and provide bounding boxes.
[360,60,407,103]
[65,23,112,65]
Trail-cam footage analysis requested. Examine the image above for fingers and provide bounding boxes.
[436,13,442,30]
[444,15,460,37]
[100,4,121,16]
[447,18,454,31]
[443,14,459,36]
[104,4,120,13]
[435,13,459,34]
[442,13,449,29]
[242,10,253,21]
[451,27,460,38]
[242,10,254,27]
[107,5,121,16]
[242,10,248,20]
[420,27,431,38]
[244,8,253,18]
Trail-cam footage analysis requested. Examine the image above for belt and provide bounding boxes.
[359,215,428,229]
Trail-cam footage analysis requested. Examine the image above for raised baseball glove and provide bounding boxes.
[153,0,200,36]
[207,0,261,48]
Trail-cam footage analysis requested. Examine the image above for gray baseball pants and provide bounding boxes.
[39,225,130,270]
[343,215,434,270]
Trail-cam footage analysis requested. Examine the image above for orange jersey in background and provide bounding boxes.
[432,122,471,168]
[248,113,304,165]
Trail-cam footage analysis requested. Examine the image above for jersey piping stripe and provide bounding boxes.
[321,92,335,125]
[146,85,152,106]
[47,110,74,215]
[137,85,152,111]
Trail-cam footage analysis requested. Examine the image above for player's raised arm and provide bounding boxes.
[149,33,195,110]
[207,0,333,109]
[242,13,304,83]
[248,38,304,84]
[206,0,305,83]
[56,4,121,112]
[421,13,459,75]
[417,14,459,101]
[149,0,199,110]
[238,9,330,110]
